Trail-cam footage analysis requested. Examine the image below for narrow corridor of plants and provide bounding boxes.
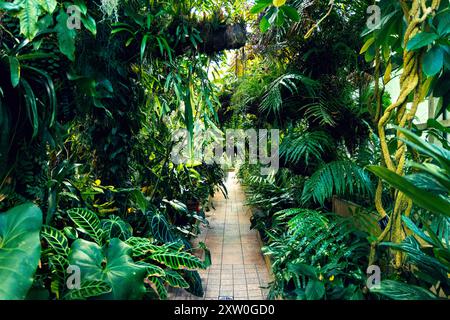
[0,0,449,301]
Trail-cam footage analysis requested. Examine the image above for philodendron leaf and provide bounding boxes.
[68,238,147,300]
[55,9,77,61]
[423,46,444,77]
[406,32,439,51]
[0,203,43,300]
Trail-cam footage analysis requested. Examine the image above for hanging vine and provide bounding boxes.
[370,0,442,268]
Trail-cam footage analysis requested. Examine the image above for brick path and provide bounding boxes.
[170,171,271,300]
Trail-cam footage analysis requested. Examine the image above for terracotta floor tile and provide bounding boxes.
[168,172,271,300]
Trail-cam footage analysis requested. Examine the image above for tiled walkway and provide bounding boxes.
[170,171,271,300]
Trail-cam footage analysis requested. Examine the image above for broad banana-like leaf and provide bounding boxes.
[0,203,42,299]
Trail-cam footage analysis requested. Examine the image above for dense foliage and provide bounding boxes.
[0,0,449,301]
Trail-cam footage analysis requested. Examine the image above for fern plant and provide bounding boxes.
[263,208,369,300]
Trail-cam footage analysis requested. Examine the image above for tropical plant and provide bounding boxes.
[0,203,42,299]
[368,127,450,299]
[263,208,369,300]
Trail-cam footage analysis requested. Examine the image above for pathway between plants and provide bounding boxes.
[170,171,271,300]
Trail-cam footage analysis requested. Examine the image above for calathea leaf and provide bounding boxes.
[64,280,112,300]
[149,250,206,270]
[164,270,189,288]
[67,208,103,244]
[41,225,70,257]
[148,276,168,300]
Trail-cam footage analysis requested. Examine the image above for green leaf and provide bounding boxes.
[100,215,132,241]
[370,280,438,300]
[287,262,318,279]
[0,203,43,300]
[148,211,174,243]
[164,270,189,288]
[367,166,450,218]
[81,15,96,36]
[150,251,205,270]
[260,16,271,33]
[68,238,147,300]
[13,0,42,39]
[437,11,450,36]
[401,216,437,247]
[141,34,149,61]
[38,0,56,14]
[67,208,103,244]
[423,46,444,77]
[41,225,70,257]
[281,6,300,22]
[407,32,439,51]
[148,276,167,300]
[182,270,204,297]
[55,9,76,61]
[0,1,21,11]
[8,56,20,88]
[64,280,112,300]
[250,0,272,14]
[305,279,325,300]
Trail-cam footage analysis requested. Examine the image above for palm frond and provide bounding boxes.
[280,130,333,165]
[260,73,317,116]
[302,160,374,206]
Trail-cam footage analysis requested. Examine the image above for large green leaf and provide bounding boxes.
[68,238,147,300]
[0,203,42,299]
[367,166,450,218]
[406,32,439,51]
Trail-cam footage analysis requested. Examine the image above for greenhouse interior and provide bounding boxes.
[0,0,449,305]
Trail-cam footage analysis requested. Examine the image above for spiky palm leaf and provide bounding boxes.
[260,73,316,116]
[280,131,333,165]
[302,161,374,206]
